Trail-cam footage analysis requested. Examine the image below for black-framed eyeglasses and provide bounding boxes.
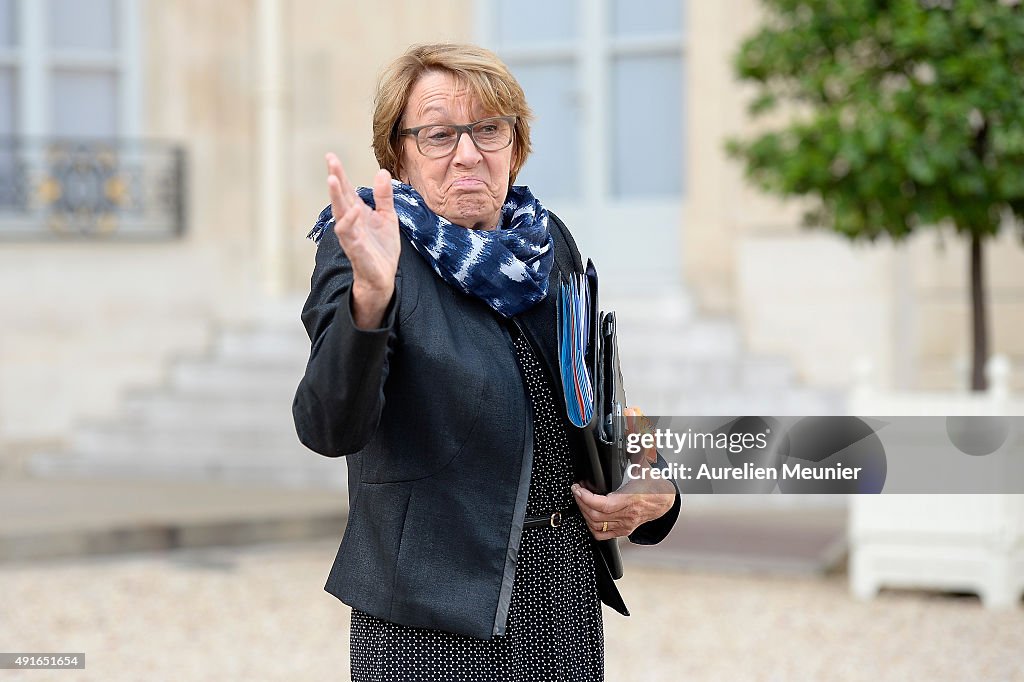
[398,116,516,158]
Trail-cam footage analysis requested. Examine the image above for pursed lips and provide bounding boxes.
[450,177,486,189]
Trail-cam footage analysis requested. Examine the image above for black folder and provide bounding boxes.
[579,259,630,580]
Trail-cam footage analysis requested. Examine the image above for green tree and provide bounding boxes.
[728,0,1024,390]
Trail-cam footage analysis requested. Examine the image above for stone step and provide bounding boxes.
[0,477,348,563]
[227,295,309,331]
[169,360,304,395]
[70,423,309,459]
[649,388,845,417]
[26,289,831,498]
[214,328,311,363]
[601,294,695,328]
[617,322,742,359]
[738,359,798,389]
[621,357,797,396]
[119,393,295,429]
[26,455,349,490]
[122,384,290,406]
[26,301,322,487]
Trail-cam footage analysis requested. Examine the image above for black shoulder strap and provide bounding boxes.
[547,211,585,276]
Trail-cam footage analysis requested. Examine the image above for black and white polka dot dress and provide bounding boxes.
[349,329,605,682]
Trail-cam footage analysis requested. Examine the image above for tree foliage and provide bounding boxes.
[729,0,1024,241]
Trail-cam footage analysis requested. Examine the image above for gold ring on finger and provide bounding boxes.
[601,521,608,533]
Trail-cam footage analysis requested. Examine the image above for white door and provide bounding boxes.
[478,0,687,292]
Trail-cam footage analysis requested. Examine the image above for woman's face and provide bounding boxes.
[398,70,513,231]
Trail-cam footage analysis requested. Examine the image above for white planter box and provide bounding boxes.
[850,493,1024,607]
[847,357,1024,608]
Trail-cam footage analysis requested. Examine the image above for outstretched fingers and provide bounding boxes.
[325,152,361,215]
[332,202,364,249]
[336,158,360,207]
[372,169,395,217]
[327,174,348,228]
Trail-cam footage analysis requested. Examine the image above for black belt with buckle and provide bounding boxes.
[523,505,582,530]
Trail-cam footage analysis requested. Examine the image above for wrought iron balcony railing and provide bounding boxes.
[0,137,186,240]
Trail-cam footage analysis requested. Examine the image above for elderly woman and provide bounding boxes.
[293,43,681,681]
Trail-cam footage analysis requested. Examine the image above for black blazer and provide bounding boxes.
[293,210,681,640]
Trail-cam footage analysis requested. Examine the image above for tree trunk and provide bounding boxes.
[970,233,988,391]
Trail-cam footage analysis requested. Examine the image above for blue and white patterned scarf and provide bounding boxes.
[307,181,554,318]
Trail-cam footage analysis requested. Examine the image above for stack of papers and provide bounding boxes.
[558,274,594,428]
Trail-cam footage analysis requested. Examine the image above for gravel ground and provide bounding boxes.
[0,539,1021,682]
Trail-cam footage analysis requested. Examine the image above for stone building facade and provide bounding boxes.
[1,0,1022,459]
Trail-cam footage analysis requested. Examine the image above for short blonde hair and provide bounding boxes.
[372,43,533,184]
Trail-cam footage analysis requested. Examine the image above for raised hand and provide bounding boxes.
[326,152,401,329]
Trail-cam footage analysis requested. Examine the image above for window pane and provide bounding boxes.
[0,68,16,208]
[49,0,117,50]
[611,55,684,197]
[51,70,118,137]
[0,0,15,47]
[610,0,683,36]
[507,60,580,200]
[0,67,14,133]
[495,0,577,45]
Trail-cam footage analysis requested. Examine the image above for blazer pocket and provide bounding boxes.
[331,480,412,611]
